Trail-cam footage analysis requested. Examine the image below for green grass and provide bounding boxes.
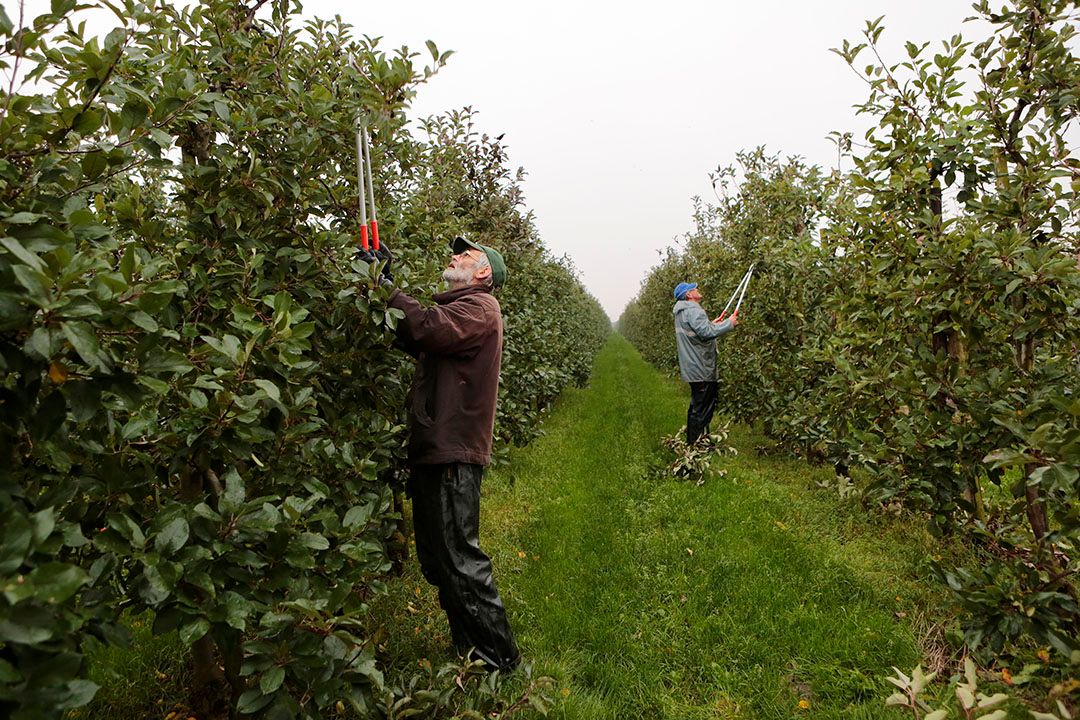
[71,612,191,719]
[377,334,954,719]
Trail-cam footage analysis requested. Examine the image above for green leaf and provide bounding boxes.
[12,264,49,303]
[188,389,208,409]
[141,563,174,605]
[129,310,159,332]
[3,575,36,604]
[26,326,56,360]
[221,468,245,512]
[29,507,57,546]
[62,321,111,371]
[0,617,54,644]
[29,563,89,604]
[203,334,241,363]
[64,381,102,422]
[237,688,274,714]
[253,378,280,402]
[297,532,329,551]
[148,127,173,149]
[0,235,45,271]
[74,109,104,135]
[222,591,251,631]
[343,505,371,529]
[155,517,189,555]
[138,376,171,395]
[179,617,210,645]
[140,348,194,374]
[260,666,285,694]
[107,512,146,548]
[54,679,101,710]
[119,244,136,281]
[4,212,43,224]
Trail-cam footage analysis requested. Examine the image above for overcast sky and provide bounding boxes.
[15,0,1016,317]
[303,0,989,318]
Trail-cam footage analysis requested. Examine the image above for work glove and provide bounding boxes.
[357,243,394,287]
[374,242,393,283]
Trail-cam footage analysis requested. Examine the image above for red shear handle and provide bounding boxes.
[360,224,369,252]
[370,220,379,251]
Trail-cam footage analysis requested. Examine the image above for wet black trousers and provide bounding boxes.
[686,381,718,445]
[407,463,520,671]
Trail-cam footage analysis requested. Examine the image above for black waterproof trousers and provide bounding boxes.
[686,381,718,445]
[407,463,520,671]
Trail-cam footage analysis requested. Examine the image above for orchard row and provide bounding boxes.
[622,0,1078,666]
[0,1,607,717]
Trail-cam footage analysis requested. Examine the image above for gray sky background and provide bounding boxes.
[14,0,1009,317]
[306,0,980,318]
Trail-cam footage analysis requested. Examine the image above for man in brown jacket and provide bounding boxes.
[369,236,519,672]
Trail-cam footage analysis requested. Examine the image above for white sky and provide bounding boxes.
[12,0,1031,316]
[306,0,981,317]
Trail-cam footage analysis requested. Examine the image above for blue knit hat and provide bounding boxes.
[673,282,697,300]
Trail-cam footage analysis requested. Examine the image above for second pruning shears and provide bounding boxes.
[716,263,755,322]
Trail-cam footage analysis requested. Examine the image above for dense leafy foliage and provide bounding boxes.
[622,0,1079,662]
[0,1,607,718]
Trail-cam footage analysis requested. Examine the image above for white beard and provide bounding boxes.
[442,266,473,286]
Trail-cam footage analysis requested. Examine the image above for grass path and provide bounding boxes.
[457,334,945,719]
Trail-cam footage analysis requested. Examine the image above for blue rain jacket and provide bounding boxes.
[672,300,735,382]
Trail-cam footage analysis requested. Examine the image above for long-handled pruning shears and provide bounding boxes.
[355,121,379,252]
[716,263,755,322]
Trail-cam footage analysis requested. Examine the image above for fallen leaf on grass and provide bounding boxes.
[1052,678,1080,693]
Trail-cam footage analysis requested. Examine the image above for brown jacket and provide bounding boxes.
[389,285,502,466]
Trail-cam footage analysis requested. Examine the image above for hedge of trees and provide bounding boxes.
[0,1,608,718]
[622,0,1078,664]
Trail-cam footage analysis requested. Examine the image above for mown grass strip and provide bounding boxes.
[472,334,948,719]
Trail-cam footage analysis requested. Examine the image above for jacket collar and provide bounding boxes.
[434,284,493,305]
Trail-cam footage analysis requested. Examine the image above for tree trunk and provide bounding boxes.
[1017,334,1049,543]
[927,167,982,520]
[388,488,410,576]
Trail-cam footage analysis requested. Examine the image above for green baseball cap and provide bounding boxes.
[452,236,507,288]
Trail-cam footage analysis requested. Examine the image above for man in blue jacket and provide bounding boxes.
[672,282,738,444]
